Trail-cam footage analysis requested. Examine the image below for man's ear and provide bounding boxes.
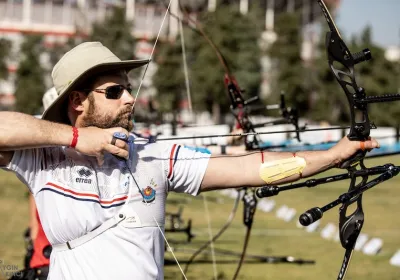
[69,91,87,112]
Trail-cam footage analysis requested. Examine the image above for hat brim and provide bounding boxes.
[42,59,150,124]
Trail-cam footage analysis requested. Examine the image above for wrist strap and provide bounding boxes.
[70,127,79,148]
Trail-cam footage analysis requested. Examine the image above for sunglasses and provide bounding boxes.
[84,84,133,99]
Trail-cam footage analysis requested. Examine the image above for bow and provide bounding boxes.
[257,1,400,279]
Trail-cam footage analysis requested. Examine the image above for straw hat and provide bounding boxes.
[42,42,149,124]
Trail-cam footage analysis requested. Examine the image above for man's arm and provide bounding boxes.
[0,112,72,166]
[0,112,130,166]
[200,137,379,192]
[29,194,39,240]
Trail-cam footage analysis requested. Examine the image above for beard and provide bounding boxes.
[81,94,134,131]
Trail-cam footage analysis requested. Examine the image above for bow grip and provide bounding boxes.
[339,150,366,169]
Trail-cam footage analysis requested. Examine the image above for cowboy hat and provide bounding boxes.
[42,41,150,124]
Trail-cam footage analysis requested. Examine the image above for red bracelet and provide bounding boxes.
[260,150,264,163]
[70,127,79,148]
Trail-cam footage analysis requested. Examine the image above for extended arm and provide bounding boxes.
[200,137,379,192]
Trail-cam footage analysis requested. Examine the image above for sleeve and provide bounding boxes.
[163,144,211,196]
[2,148,44,192]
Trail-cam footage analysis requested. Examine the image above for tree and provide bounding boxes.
[153,4,262,125]
[307,23,345,124]
[47,37,82,70]
[89,5,136,60]
[354,26,400,128]
[268,12,310,116]
[308,23,400,129]
[14,35,46,115]
[187,5,262,122]
[152,39,186,133]
[153,39,186,112]
[0,38,12,81]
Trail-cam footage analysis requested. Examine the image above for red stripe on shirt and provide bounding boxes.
[45,182,128,204]
[168,144,177,179]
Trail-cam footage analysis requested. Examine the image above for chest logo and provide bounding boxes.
[141,179,157,203]
[78,168,92,177]
[76,167,93,184]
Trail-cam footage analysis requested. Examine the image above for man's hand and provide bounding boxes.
[328,136,380,166]
[75,127,130,165]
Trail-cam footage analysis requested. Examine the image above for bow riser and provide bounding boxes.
[326,31,371,142]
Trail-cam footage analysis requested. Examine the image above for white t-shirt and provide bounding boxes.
[3,135,210,280]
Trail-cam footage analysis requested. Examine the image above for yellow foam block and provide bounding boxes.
[259,156,306,184]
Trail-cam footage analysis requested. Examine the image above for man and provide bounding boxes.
[0,42,379,280]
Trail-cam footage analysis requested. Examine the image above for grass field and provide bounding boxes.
[1,156,400,279]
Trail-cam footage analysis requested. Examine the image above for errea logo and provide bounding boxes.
[78,168,92,177]
[76,168,93,184]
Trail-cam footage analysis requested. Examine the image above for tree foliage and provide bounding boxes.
[269,12,400,128]
[311,25,400,126]
[268,12,310,117]
[355,26,400,127]
[0,38,12,81]
[89,6,136,60]
[14,35,46,115]
[47,37,81,70]
[153,4,262,123]
[153,40,186,113]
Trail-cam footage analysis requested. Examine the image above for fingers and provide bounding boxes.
[106,143,129,160]
[111,137,129,150]
[97,154,105,166]
[108,128,130,160]
[360,138,380,151]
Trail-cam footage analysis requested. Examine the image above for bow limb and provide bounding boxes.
[182,190,242,277]
[232,188,257,280]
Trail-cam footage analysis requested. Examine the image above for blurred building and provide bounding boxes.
[0,0,341,108]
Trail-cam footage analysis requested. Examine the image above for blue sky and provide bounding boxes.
[335,0,400,48]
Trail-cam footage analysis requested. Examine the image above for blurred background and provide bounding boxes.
[0,0,400,279]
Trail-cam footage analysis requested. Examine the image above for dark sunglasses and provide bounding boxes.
[84,84,133,99]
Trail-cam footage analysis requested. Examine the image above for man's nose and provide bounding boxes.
[122,89,135,104]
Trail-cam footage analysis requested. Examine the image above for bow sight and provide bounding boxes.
[246,91,306,142]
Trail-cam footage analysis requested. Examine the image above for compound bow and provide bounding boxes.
[257,1,400,279]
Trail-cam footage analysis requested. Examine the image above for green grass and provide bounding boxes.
[1,156,400,279]
[0,170,30,279]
